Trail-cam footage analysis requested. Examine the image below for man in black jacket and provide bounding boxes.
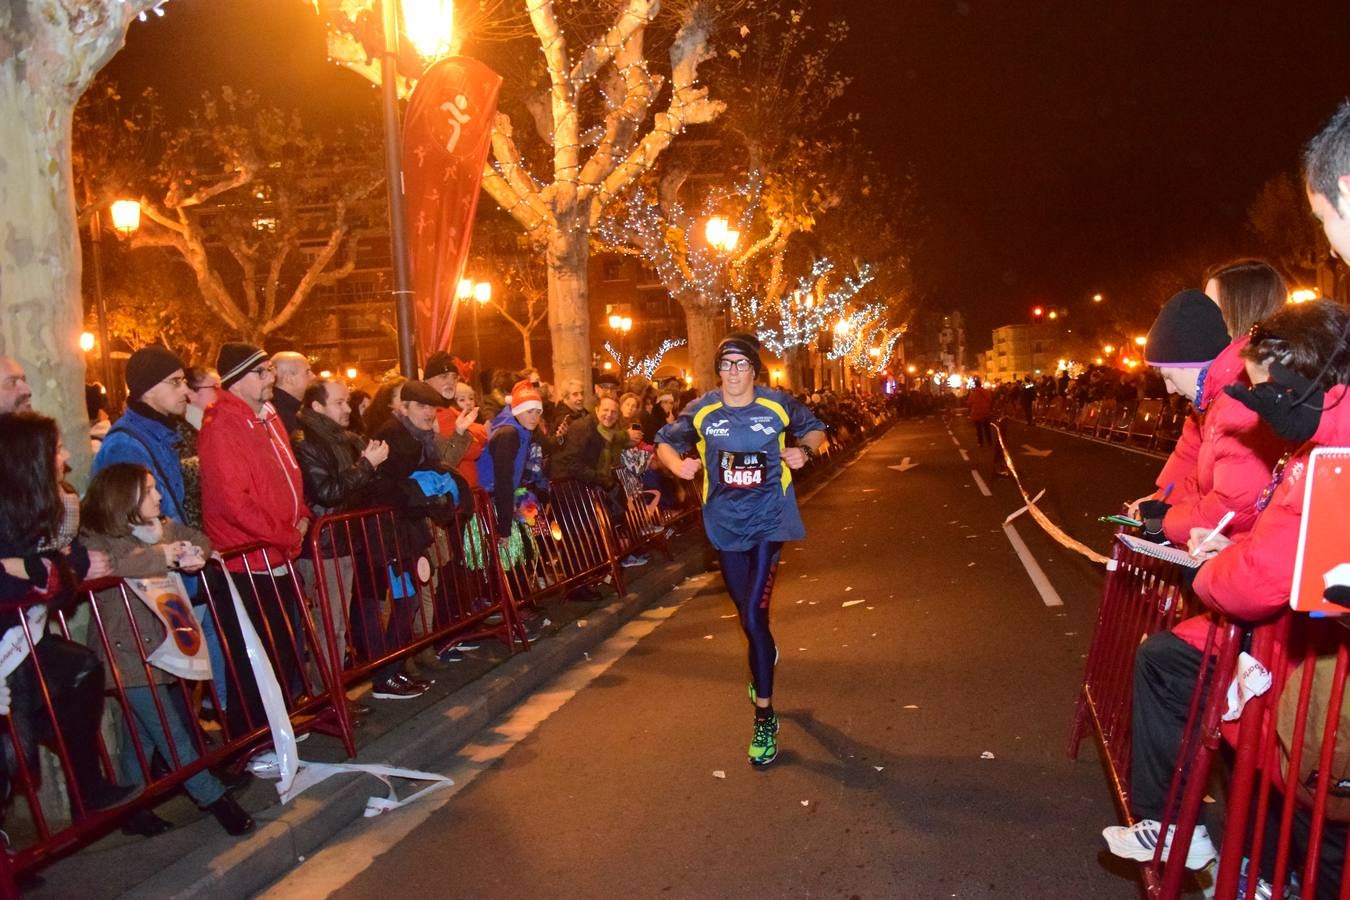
[366,381,474,691]
[292,379,387,689]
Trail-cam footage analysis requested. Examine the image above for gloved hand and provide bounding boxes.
[1224,362,1323,443]
[1137,500,1172,520]
[1138,499,1171,538]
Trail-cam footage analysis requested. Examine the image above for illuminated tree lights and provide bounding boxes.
[596,171,764,306]
[757,259,875,355]
[603,337,687,380]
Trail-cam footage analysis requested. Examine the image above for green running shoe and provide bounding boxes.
[748,714,779,766]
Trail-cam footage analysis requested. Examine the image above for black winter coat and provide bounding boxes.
[292,409,381,556]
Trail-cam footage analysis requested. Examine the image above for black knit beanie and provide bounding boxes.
[124,346,185,400]
[217,342,268,389]
[1144,290,1231,368]
[715,332,762,376]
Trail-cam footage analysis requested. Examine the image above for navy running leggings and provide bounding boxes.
[718,541,783,700]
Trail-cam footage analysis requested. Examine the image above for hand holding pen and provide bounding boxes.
[1187,510,1236,560]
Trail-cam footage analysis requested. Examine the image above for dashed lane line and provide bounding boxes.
[1001,521,1065,607]
[970,469,992,497]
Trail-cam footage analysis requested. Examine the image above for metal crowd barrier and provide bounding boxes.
[0,547,339,897]
[1072,535,1350,899]
[1025,395,1186,453]
[1068,532,1193,799]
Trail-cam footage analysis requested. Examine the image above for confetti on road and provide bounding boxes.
[967,562,976,567]
[808,601,818,605]
[903,704,918,709]
[842,599,865,608]
[981,751,996,759]
[845,586,853,592]
[874,766,885,772]
[800,800,810,807]
[871,633,877,637]
[867,606,874,610]
[1065,631,1077,636]
[713,770,726,779]
[798,647,808,651]
[703,635,714,640]
[577,620,588,627]
[720,614,736,619]
[583,652,590,661]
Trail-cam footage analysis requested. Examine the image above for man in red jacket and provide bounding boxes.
[200,342,313,719]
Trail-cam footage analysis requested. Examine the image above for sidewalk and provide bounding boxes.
[26,542,710,899]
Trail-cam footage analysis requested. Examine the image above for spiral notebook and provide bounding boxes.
[1117,533,1203,569]
[1291,447,1350,615]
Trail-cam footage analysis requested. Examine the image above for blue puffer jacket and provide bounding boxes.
[93,404,187,524]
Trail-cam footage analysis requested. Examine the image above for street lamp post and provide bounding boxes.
[379,0,432,379]
[462,278,491,368]
[608,313,633,378]
[88,196,142,412]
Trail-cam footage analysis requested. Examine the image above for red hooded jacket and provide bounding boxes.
[199,390,309,573]
[1155,336,1252,499]
[1160,390,1292,545]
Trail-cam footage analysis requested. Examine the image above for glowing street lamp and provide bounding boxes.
[705,216,740,253]
[79,331,95,353]
[400,0,454,61]
[1092,293,1103,303]
[1134,335,1147,347]
[1289,288,1319,304]
[1103,344,1115,355]
[462,277,492,366]
[109,199,141,236]
[608,313,633,376]
[346,367,359,380]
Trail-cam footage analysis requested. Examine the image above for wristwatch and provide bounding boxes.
[800,444,818,462]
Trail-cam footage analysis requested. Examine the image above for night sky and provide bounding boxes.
[105,1,1350,350]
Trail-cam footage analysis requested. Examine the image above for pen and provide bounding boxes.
[1160,482,1174,503]
[1191,510,1236,557]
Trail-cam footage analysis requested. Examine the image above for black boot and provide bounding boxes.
[205,794,254,836]
[121,807,172,837]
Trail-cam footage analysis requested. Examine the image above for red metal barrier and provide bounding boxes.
[0,547,342,896]
[1068,533,1192,806]
[305,497,522,719]
[1074,535,1350,899]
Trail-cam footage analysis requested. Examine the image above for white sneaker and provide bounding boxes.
[1101,819,1217,870]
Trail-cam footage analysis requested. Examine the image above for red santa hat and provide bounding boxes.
[510,379,543,415]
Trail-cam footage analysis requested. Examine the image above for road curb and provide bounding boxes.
[119,552,707,900]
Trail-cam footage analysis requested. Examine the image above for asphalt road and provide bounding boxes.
[260,414,1168,900]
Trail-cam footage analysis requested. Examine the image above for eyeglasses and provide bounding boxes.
[161,376,188,388]
[192,383,221,392]
[717,359,753,373]
[249,365,276,378]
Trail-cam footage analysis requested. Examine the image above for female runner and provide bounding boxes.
[656,333,827,766]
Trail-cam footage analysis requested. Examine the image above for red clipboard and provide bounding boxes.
[1291,447,1350,615]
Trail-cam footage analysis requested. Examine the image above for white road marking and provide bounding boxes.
[256,577,713,898]
[970,470,992,497]
[1001,522,1064,607]
[959,449,970,461]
